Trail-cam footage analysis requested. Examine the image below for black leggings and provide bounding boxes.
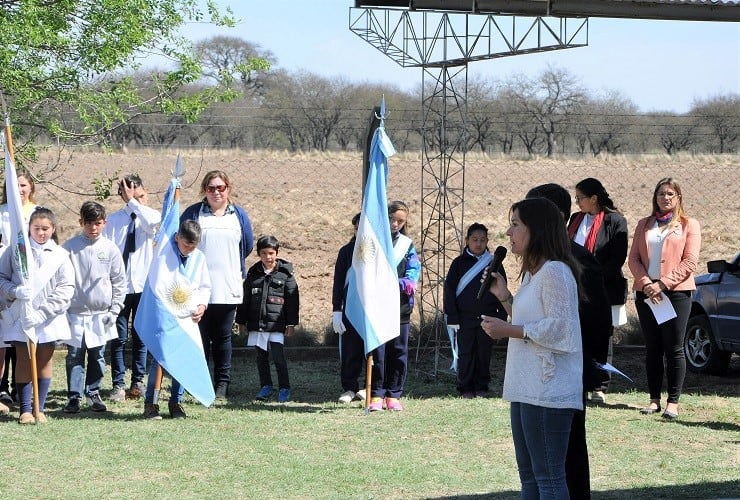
[635,290,691,404]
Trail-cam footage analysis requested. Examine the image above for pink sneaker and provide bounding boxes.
[368,397,384,412]
[385,397,403,411]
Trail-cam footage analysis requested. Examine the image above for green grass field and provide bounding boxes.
[1,347,738,499]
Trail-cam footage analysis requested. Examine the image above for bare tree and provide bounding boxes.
[655,113,697,155]
[690,94,739,153]
[504,66,587,157]
[574,91,638,156]
[466,77,498,153]
[194,36,273,96]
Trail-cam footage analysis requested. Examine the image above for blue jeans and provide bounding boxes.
[511,402,575,500]
[110,293,148,387]
[144,362,184,404]
[65,340,106,399]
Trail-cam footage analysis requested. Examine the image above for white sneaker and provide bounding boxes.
[356,389,366,401]
[591,391,606,404]
[338,391,355,404]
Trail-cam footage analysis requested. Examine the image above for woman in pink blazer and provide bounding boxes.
[628,178,701,420]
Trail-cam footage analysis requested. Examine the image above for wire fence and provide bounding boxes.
[33,148,740,345]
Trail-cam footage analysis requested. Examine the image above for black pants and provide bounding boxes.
[635,290,691,404]
[456,324,494,393]
[198,304,237,386]
[256,342,290,389]
[340,326,365,393]
[565,398,591,500]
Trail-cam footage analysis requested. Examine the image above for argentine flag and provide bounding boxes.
[134,175,215,407]
[345,114,400,355]
[2,132,36,344]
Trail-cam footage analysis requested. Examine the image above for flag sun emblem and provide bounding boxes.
[166,280,192,312]
[355,235,376,264]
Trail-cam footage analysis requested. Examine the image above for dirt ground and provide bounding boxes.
[24,148,740,342]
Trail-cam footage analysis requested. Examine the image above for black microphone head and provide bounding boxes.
[493,246,507,260]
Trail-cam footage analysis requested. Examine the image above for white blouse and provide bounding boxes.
[502,260,583,410]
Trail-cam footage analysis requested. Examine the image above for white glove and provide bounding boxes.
[22,310,45,329]
[102,312,117,326]
[447,324,460,334]
[14,285,32,301]
[332,311,346,335]
[176,307,197,319]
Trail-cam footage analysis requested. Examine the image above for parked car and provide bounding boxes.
[684,253,740,374]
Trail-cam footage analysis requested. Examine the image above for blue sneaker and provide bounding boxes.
[255,385,273,401]
[278,388,291,403]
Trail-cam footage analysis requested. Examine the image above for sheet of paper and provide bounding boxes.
[595,361,634,383]
[644,292,677,325]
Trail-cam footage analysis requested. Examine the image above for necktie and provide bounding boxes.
[122,213,137,268]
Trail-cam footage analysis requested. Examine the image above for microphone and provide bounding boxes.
[476,246,508,300]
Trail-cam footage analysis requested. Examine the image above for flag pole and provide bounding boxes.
[152,364,163,405]
[364,354,373,414]
[1,112,40,421]
[149,155,182,407]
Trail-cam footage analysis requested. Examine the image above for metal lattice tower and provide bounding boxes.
[350,7,588,374]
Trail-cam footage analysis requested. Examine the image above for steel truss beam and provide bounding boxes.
[349,9,588,67]
[350,7,588,375]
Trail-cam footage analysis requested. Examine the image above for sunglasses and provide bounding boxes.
[206,185,227,194]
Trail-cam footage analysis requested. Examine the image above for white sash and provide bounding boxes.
[456,252,492,297]
[393,234,412,267]
[30,247,69,299]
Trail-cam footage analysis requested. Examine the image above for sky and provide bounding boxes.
[180,1,740,113]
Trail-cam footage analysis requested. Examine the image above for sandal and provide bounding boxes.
[639,401,661,414]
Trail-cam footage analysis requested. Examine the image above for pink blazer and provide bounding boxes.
[628,215,701,292]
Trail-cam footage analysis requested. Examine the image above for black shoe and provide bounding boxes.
[63,398,81,414]
[169,402,187,419]
[0,391,14,406]
[662,410,679,420]
[86,392,108,412]
[215,382,228,400]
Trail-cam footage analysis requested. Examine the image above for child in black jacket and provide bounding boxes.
[236,235,299,403]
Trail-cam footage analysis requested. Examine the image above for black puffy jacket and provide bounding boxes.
[235,259,299,332]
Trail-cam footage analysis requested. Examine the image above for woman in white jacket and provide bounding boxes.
[0,207,75,424]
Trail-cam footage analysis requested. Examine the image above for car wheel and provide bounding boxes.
[684,315,731,375]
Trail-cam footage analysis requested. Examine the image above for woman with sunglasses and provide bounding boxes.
[628,178,700,420]
[181,170,254,400]
[567,178,629,405]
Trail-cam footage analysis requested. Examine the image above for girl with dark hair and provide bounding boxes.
[0,207,75,424]
[481,197,582,499]
[568,177,629,404]
[443,222,507,398]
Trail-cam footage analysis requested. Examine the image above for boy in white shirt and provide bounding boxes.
[103,175,161,401]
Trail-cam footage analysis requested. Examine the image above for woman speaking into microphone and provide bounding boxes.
[481,197,582,499]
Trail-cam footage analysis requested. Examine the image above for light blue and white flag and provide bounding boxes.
[345,99,399,355]
[134,161,215,407]
[2,131,35,344]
